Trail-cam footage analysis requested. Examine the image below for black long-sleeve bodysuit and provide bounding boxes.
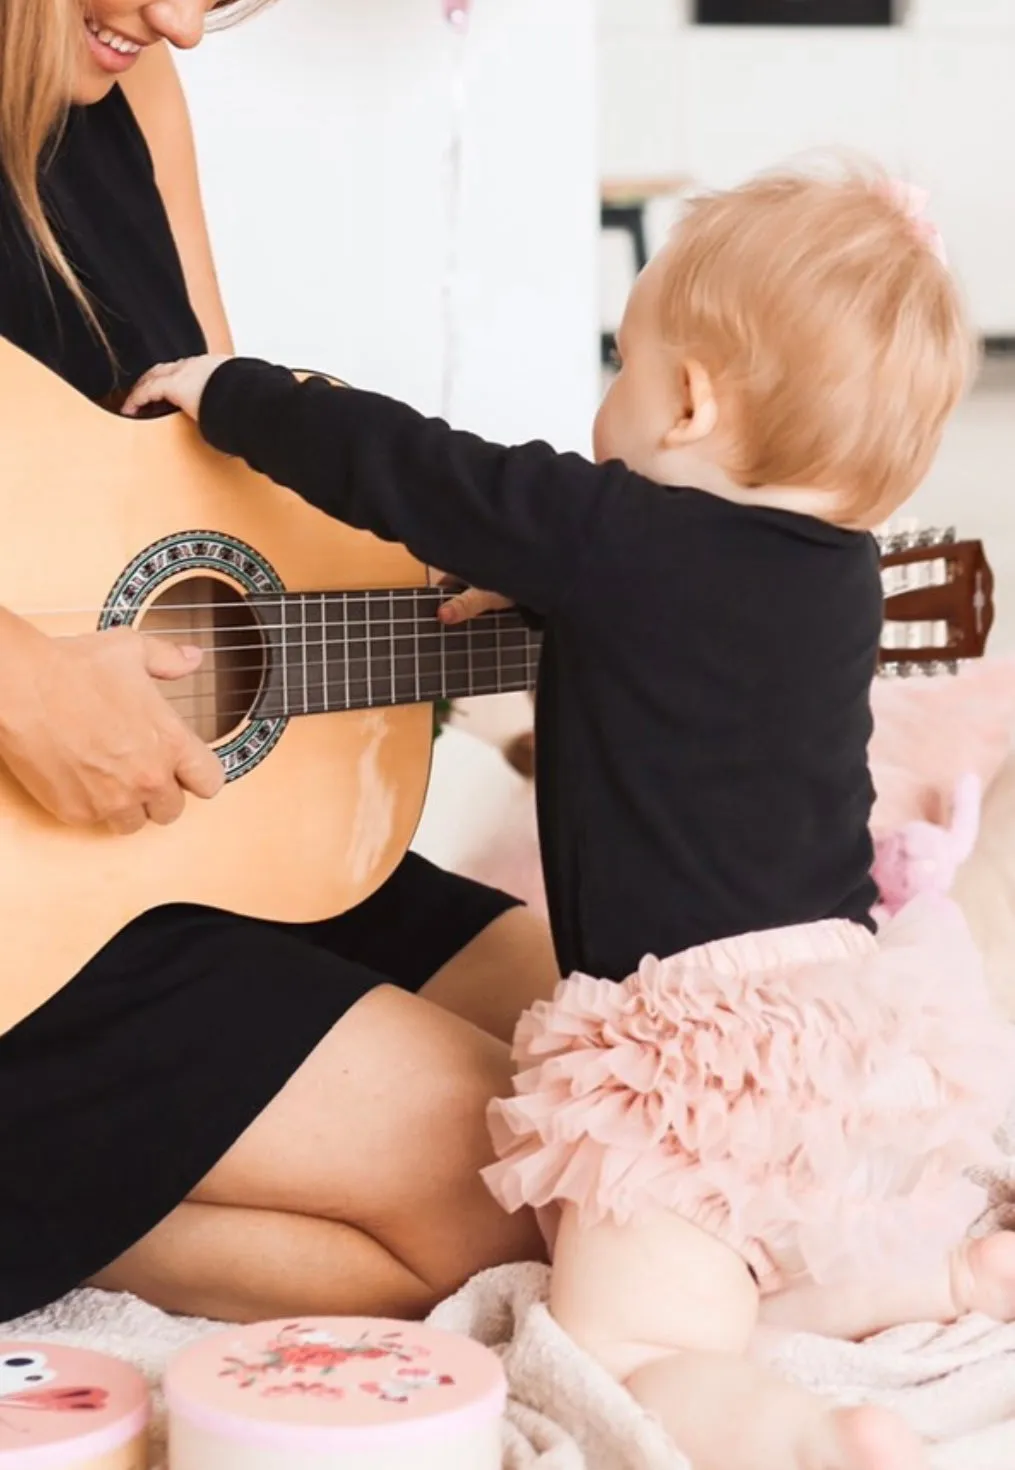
[201,361,883,981]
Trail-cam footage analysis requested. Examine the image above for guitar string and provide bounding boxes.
[12,612,947,643]
[11,606,948,662]
[65,620,539,644]
[77,615,943,683]
[155,653,949,727]
[152,620,951,721]
[155,657,540,723]
[108,630,540,660]
[146,652,541,686]
[15,589,515,619]
[13,555,954,622]
[98,613,947,658]
[16,585,953,624]
[14,617,537,640]
[157,653,942,722]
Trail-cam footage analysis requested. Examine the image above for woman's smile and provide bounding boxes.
[84,16,147,75]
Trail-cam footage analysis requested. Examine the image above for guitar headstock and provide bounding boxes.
[877,523,994,677]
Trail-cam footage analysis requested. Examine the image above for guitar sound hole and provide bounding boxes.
[137,576,266,743]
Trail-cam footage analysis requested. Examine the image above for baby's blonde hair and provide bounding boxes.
[660,163,974,524]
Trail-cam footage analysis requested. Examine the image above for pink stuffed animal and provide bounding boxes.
[873,772,982,920]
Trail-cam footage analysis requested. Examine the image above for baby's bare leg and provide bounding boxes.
[759,1235,1015,1342]
[550,1205,927,1470]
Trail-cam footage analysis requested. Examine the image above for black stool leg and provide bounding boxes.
[600,202,650,366]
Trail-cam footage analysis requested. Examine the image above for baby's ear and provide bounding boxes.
[665,358,718,447]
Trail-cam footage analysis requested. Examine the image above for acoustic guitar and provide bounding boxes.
[0,341,540,1035]
[0,340,995,1035]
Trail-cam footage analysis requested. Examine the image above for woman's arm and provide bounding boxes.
[121,44,234,355]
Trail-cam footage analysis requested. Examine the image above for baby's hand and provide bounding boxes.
[438,584,514,625]
[122,355,232,422]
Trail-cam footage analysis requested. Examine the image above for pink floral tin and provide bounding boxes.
[164,1317,506,1470]
[0,1342,149,1470]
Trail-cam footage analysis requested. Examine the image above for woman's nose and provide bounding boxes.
[142,0,207,49]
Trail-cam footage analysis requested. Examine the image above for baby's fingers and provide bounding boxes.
[121,363,183,417]
[439,586,514,625]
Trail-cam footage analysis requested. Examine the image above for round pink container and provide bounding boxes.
[165,1318,506,1470]
[0,1342,149,1470]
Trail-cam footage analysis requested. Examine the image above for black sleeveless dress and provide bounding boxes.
[0,88,518,1321]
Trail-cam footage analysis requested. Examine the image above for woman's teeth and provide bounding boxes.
[86,20,142,54]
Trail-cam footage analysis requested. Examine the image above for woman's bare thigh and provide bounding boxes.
[190,984,544,1295]
[421,905,559,1043]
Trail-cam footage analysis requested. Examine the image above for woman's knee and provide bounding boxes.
[193,985,542,1279]
[90,1202,444,1322]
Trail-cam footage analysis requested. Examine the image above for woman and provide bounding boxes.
[0,0,555,1324]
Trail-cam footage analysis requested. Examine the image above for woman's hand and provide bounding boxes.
[122,354,229,421]
[0,616,225,834]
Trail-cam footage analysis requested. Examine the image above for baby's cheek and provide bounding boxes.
[593,382,625,464]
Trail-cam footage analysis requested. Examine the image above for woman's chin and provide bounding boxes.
[70,67,120,106]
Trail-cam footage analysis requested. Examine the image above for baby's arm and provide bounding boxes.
[198,359,628,617]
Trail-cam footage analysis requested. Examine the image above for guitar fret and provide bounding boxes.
[365,595,373,710]
[289,598,306,716]
[280,595,289,714]
[254,588,542,718]
[348,594,368,710]
[296,594,323,717]
[439,594,447,701]
[320,592,329,713]
[392,589,420,706]
[467,618,496,695]
[343,594,351,712]
[300,594,309,715]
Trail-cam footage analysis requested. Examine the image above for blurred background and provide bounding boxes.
[176,0,1014,860]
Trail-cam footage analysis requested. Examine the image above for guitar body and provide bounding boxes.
[0,342,433,1036]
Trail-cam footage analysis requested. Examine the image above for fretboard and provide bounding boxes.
[251,587,541,719]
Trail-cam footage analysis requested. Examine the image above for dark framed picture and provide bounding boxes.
[695,1,894,23]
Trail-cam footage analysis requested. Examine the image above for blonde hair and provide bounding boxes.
[0,0,270,335]
[660,163,974,524]
[0,0,84,313]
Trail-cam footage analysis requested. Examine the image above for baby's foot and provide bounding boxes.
[626,1351,928,1470]
[949,1232,1015,1321]
[816,1405,928,1470]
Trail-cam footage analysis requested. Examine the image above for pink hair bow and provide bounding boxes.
[885,179,948,267]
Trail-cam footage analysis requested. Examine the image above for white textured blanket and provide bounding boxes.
[8,1114,1015,1467]
[6,1254,1015,1469]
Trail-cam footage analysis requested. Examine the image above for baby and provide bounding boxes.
[127,163,1015,1470]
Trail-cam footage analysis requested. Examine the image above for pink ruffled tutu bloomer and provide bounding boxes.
[483,899,1015,1292]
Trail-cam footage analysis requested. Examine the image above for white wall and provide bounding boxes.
[598,0,1015,335]
[178,0,599,451]
[178,0,598,863]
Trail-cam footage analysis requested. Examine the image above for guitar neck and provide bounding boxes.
[251,588,541,719]
[245,524,992,720]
